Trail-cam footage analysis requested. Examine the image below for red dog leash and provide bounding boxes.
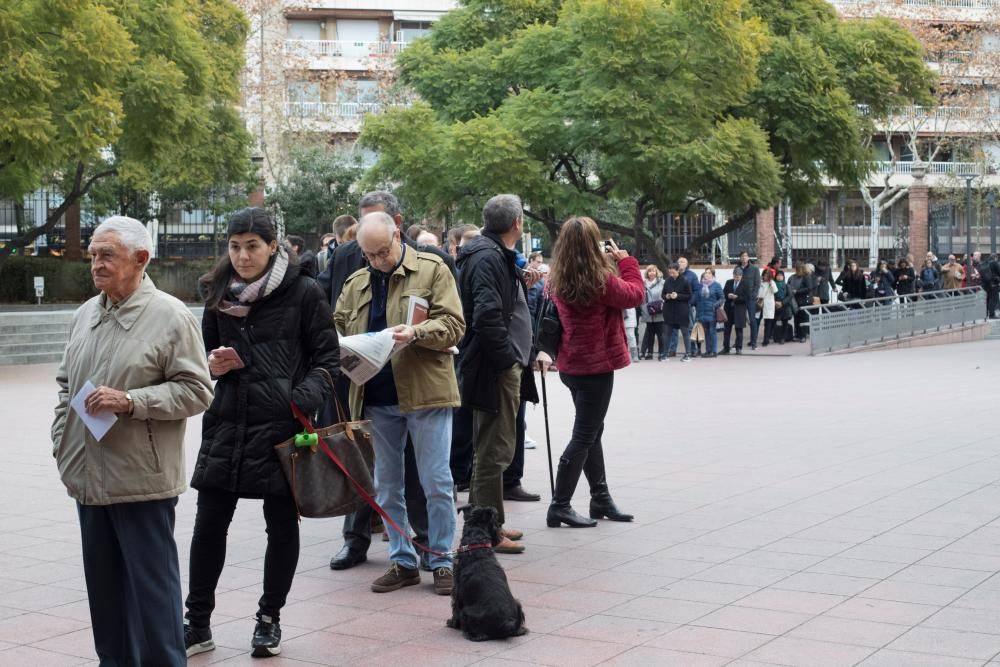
[291,404,491,558]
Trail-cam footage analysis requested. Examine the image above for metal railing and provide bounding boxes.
[283,40,406,58]
[831,0,1000,8]
[802,287,986,355]
[284,101,384,118]
[872,161,987,176]
[857,104,999,121]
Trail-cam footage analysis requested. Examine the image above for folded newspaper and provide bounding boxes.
[338,296,457,385]
[338,329,400,385]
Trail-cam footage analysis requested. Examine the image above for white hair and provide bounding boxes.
[93,216,153,264]
[356,211,397,237]
[416,231,439,247]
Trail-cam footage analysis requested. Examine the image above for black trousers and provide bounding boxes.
[185,489,299,627]
[747,304,760,347]
[640,321,664,358]
[723,322,743,351]
[78,498,185,667]
[793,309,810,339]
[558,372,614,463]
[986,286,999,318]
[762,318,775,344]
[450,405,475,486]
[342,439,428,551]
[502,400,527,489]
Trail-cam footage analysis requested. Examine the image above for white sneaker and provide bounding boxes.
[524,434,537,450]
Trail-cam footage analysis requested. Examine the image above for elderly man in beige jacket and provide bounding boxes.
[52,216,213,667]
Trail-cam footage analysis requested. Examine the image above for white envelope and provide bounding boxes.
[70,381,118,442]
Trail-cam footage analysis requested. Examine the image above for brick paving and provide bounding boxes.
[1,340,999,666]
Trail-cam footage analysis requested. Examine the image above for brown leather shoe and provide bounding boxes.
[493,536,525,554]
[501,527,523,541]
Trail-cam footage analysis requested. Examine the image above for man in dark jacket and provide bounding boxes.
[666,256,699,357]
[322,192,454,572]
[981,254,1000,319]
[457,194,540,554]
[284,235,318,278]
[722,267,752,354]
[736,251,762,349]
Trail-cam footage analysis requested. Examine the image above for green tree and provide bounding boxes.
[267,147,366,236]
[365,0,783,264]
[362,0,934,261]
[0,0,253,262]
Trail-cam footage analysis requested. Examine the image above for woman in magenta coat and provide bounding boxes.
[536,217,645,528]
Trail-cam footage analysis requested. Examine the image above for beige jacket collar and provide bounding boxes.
[89,273,157,331]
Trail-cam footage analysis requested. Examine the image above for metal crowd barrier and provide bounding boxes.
[801,287,986,355]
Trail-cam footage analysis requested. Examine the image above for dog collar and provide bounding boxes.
[454,543,494,554]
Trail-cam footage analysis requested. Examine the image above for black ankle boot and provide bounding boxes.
[590,490,634,522]
[546,454,597,528]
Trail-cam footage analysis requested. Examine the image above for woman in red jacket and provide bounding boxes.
[537,216,646,528]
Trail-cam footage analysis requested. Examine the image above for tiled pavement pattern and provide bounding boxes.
[1,340,999,666]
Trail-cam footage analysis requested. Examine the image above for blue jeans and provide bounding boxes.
[366,405,456,570]
[667,306,696,353]
[698,319,717,355]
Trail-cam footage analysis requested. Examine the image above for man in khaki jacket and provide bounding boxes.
[335,211,465,596]
[52,216,213,667]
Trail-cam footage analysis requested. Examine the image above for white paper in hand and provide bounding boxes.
[70,381,118,442]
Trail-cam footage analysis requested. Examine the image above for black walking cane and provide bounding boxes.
[540,369,555,496]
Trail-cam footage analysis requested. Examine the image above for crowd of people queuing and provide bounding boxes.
[51,192,648,665]
[632,249,1000,359]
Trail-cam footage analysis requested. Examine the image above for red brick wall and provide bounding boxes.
[908,185,929,260]
[756,208,775,263]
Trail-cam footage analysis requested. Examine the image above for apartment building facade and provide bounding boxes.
[755,0,1000,269]
[241,0,457,188]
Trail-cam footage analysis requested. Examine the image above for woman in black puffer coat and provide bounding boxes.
[184,208,339,658]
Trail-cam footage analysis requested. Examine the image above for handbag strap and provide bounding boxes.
[316,367,348,424]
[289,401,449,558]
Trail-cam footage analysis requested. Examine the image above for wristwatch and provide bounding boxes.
[125,392,134,416]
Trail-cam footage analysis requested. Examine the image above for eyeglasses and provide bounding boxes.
[362,242,397,263]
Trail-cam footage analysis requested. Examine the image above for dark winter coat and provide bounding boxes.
[893,267,916,295]
[918,267,941,292]
[723,278,751,328]
[836,270,867,301]
[193,264,340,497]
[660,276,692,327]
[455,232,538,413]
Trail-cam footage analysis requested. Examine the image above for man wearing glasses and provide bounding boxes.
[320,192,456,573]
[334,211,465,595]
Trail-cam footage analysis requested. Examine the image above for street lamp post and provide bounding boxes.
[965,175,974,281]
[988,191,998,256]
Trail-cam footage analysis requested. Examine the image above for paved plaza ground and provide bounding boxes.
[1,340,1000,666]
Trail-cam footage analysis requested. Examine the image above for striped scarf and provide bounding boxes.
[219,247,289,317]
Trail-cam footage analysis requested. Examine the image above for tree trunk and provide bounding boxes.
[0,163,116,270]
[868,206,881,269]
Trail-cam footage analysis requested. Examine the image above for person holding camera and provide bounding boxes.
[536,218,645,528]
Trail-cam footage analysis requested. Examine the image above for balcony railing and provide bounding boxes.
[872,161,987,176]
[858,104,1000,121]
[283,40,407,59]
[831,0,1000,8]
[285,101,385,119]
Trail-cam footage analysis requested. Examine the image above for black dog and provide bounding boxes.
[447,505,528,641]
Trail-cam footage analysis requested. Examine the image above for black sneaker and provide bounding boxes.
[251,614,281,658]
[184,623,214,657]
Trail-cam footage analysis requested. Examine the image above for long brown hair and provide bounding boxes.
[548,216,614,305]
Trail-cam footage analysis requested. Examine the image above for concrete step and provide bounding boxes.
[988,319,1000,339]
[0,351,64,365]
[0,341,66,356]
[0,332,69,345]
